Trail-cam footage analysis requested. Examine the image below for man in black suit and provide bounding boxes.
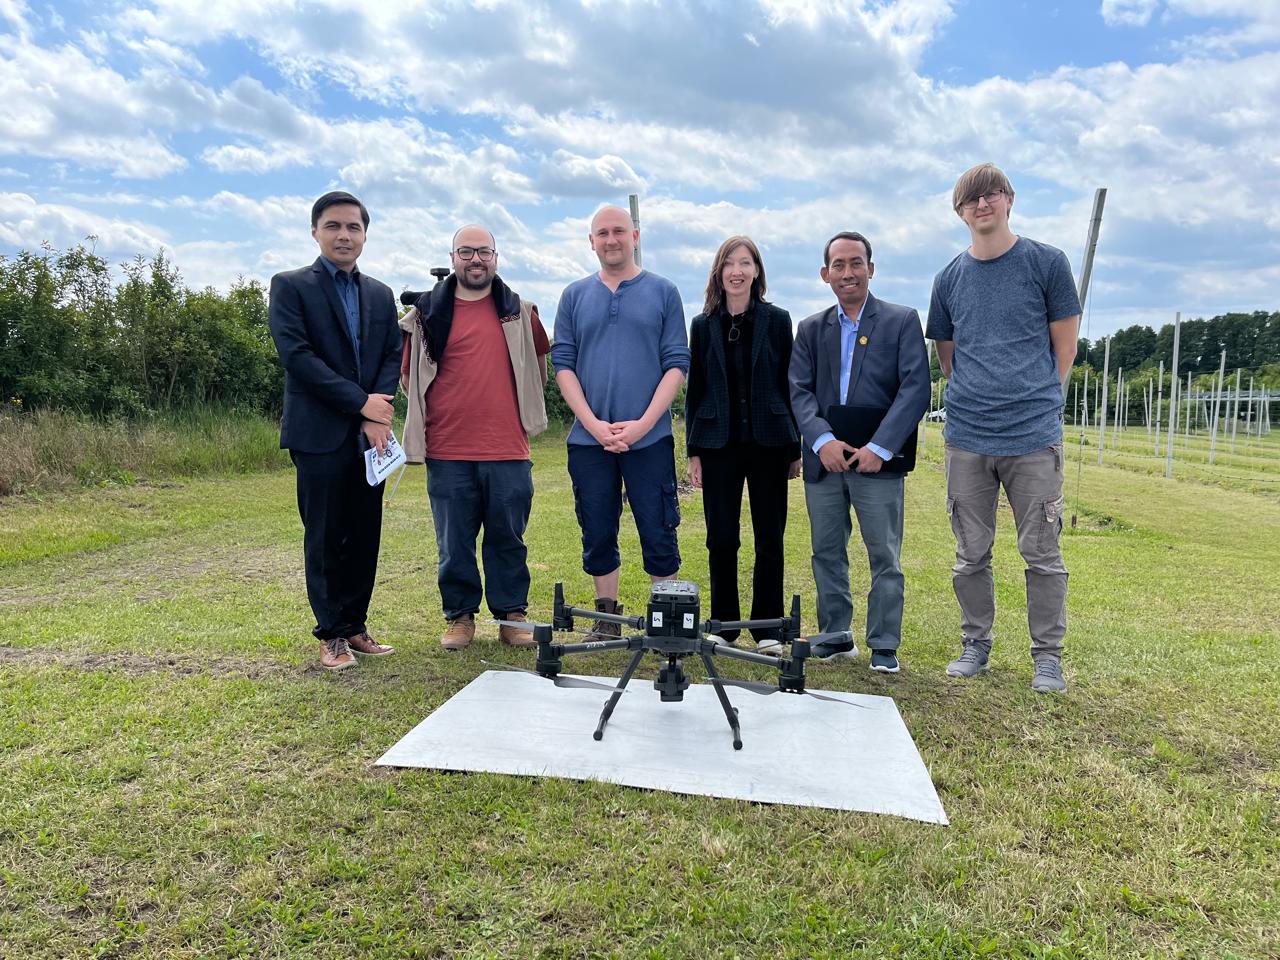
[789,232,930,673]
[269,191,403,671]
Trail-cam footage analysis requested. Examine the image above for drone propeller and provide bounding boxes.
[490,617,552,631]
[479,660,627,693]
[703,676,866,707]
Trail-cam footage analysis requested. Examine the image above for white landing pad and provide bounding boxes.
[377,670,948,825]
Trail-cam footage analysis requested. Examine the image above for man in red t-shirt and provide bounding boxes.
[400,225,550,650]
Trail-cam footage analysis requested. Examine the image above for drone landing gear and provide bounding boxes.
[593,647,646,741]
[701,653,743,750]
[592,651,744,750]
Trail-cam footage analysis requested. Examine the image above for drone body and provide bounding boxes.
[499,580,858,750]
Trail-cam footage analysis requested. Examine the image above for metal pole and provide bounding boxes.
[1165,313,1180,478]
[1154,360,1164,455]
[1112,367,1123,447]
[1208,349,1226,464]
[1245,376,1254,440]
[1081,368,1090,428]
[1185,372,1192,443]
[1230,368,1241,454]
[628,193,642,268]
[1077,187,1108,309]
[1097,337,1111,465]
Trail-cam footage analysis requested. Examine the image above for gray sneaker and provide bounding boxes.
[1031,658,1067,693]
[945,644,989,678]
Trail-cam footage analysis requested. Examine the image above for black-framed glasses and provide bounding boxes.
[958,189,1006,211]
[454,246,495,261]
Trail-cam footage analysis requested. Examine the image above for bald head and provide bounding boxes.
[589,205,639,276]
[452,224,495,250]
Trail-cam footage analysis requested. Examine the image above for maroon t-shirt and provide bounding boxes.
[402,295,548,461]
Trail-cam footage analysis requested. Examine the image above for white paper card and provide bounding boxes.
[364,431,406,485]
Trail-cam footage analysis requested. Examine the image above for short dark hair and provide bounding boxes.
[311,191,369,229]
[823,231,872,266]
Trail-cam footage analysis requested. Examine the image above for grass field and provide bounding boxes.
[2,425,1278,959]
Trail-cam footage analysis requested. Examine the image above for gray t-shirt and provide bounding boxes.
[926,237,1081,457]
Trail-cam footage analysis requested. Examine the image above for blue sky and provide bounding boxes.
[2,0,1278,343]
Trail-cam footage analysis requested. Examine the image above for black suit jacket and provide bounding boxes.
[684,301,800,456]
[269,258,402,454]
[789,293,930,483]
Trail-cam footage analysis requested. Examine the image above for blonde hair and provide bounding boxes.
[952,162,1014,212]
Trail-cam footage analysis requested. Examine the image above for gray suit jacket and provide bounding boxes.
[789,293,930,483]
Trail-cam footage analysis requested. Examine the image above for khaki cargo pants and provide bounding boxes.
[944,443,1067,659]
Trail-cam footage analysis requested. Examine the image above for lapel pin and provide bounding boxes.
[859,335,869,345]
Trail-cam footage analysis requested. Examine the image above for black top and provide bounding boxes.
[685,299,801,457]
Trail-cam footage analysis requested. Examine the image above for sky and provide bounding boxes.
[1,0,1278,343]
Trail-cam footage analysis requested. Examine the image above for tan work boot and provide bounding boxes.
[441,615,475,651]
[348,631,395,657]
[319,636,357,671]
[499,612,536,648]
[591,598,623,639]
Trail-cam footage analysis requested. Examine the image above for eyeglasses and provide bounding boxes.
[958,189,1006,211]
[454,247,495,261]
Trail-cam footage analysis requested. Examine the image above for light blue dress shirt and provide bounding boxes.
[812,299,894,462]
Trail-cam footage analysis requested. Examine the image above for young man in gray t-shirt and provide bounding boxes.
[926,162,1081,693]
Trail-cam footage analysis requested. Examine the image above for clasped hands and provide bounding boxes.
[360,393,395,455]
[818,438,883,474]
[588,417,650,453]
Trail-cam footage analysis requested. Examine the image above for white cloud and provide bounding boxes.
[1100,0,1161,28]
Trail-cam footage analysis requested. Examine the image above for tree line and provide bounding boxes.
[2,244,1277,421]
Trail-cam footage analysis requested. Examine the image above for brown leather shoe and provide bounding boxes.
[348,631,395,657]
[591,598,623,639]
[319,637,357,671]
[441,616,475,651]
[498,612,536,648]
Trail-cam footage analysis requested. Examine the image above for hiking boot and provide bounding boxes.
[591,598,623,639]
[441,615,475,651]
[1031,657,1067,693]
[498,612,536,648]
[348,631,395,657]
[756,638,783,657]
[945,644,989,678]
[319,637,357,671]
[870,650,901,673]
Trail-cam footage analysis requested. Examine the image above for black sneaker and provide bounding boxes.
[870,650,900,673]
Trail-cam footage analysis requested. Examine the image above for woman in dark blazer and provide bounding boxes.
[685,236,801,654]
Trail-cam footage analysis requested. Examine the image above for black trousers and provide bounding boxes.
[291,444,384,641]
[698,443,791,642]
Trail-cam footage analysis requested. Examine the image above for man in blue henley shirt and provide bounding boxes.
[551,205,690,633]
[926,162,1081,694]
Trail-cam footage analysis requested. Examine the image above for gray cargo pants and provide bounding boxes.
[944,443,1067,659]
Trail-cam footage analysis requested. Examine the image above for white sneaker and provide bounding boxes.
[756,638,783,657]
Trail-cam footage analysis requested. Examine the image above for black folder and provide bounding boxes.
[824,404,917,474]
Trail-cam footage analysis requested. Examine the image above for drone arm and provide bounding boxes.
[552,635,642,657]
[702,639,792,668]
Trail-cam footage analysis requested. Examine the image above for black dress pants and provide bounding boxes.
[698,442,791,642]
[291,444,384,641]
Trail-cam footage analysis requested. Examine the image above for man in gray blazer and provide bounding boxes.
[789,232,930,673]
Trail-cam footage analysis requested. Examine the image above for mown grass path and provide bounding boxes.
[2,430,1277,959]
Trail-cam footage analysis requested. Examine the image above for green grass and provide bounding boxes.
[1,426,1277,958]
[0,407,290,496]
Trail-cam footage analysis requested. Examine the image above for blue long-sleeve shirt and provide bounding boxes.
[551,271,690,449]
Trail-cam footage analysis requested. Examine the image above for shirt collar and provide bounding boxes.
[319,256,360,282]
[836,298,867,328]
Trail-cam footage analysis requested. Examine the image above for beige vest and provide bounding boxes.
[399,298,548,464]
